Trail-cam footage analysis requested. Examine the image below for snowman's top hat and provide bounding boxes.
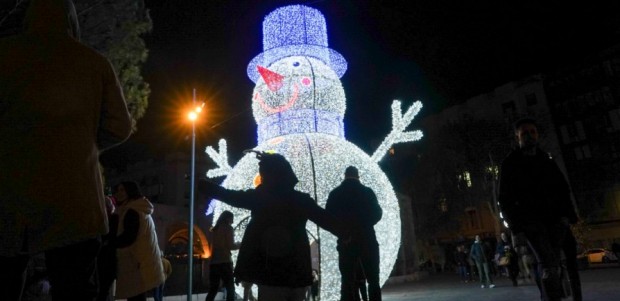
[247,5,347,83]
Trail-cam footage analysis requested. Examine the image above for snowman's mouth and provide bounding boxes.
[254,83,299,114]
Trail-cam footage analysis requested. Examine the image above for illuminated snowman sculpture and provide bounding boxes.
[205,5,422,301]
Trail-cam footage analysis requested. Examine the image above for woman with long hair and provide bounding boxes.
[114,181,164,301]
[206,210,239,301]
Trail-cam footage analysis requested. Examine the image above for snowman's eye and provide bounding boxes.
[292,62,300,67]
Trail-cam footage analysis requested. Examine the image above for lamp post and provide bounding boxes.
[187,88,204,301]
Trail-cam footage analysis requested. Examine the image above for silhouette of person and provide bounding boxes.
[326,166,382,301]
[0,0,132,299]
[498,117,581,301]
[469,235,495,288]
[205,210,239,301]
[199,152,347,301]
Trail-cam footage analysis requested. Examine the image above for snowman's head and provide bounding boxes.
[252,56,347,143]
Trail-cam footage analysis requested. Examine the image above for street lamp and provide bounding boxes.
[187,88,204,301]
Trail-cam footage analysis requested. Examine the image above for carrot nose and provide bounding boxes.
[258,66,284,92]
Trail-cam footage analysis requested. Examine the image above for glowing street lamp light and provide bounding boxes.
[188,111,198,121]
[186,89,205,301]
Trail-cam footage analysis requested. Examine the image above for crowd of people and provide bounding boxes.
[0,1,589,301]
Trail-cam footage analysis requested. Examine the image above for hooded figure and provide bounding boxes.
[0,0,132,299]
[114,181,164,300]
[200,153,346,300]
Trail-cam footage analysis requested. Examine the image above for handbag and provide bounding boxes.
[498,256,510,266]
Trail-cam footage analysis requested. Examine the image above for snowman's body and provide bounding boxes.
[206,6,422,301]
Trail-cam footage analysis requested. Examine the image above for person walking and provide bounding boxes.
[0,0,132,299]
[498,117,581,301]
[325,166,382,301]
[205,211,239,301]
[495,232,519,286]
[470,235,495,289]
[242,281,257,301]
[114,181,164,301]
[199,152,347,301]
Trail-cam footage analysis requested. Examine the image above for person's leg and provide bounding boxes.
[562,227,581,301]
[127,293,147,301]
[291,287,308,301]
[0,254,30,301]
[509,262,519,286]
[475,261,484,286]
[257,285,287,301]
[243,282,251,301]
[96,245,117,301]
[482,262,494,287]
[361,243,381,301]
[152,284,163,301]
[458,266,467,281]
[45,237,100,300]
[358,280,368,301]
[222,263,236,301]
[338,248,358,301]
[205,264,223,301]
[525,226,562,301]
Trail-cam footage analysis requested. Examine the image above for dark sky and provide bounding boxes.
[102,0,620,168]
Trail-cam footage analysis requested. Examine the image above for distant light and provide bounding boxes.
[188,111,198,121]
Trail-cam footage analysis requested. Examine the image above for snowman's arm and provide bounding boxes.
[370,100,424,163]
[206,138,233,178]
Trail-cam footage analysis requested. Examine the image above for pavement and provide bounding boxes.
[142,265,620,301]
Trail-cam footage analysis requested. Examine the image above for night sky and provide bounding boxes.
[102,0,620,169]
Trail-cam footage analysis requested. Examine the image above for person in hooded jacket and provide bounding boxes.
[0,0,132,300]
[199,152,348,301]
[113,181,164,301]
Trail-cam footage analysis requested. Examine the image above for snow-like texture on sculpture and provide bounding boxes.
[206,5,423,301]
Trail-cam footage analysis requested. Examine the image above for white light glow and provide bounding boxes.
[247,5,347,83]
[206,4,423,301]
[210,134,401,301]
[371,100,423,162]
[252,56,346,143]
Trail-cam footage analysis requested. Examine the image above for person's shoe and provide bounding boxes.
[481,285,485,288]
[489,284,496,288]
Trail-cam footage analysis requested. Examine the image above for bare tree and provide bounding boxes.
[1,0,152,131]
[412,116,512,241]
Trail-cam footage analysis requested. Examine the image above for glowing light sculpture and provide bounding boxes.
[206,5,423,301]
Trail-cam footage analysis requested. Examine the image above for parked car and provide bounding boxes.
[577,248,618,263]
